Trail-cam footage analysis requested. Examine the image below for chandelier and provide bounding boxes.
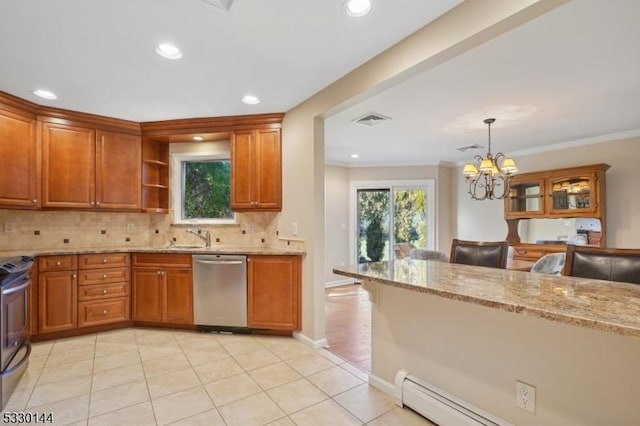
[462,118,518,200]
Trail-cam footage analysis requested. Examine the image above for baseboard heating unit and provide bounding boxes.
[394,370,513,426]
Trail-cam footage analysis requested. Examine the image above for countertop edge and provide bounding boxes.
[334,266,640,340]
[2,247,306,257]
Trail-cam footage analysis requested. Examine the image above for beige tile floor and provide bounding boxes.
[2,328,434,425]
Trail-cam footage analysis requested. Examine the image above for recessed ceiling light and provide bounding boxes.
[32,89,57,100]
[193,136,203,141]
[155,43,182,60]
[350,153,360,159]
[241,95,260,105]
[344,0,372,17]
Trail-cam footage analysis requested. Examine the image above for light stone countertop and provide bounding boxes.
[333,258,640,339]
[0,246,305,258]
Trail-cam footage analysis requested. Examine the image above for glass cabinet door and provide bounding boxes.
[506,178,545,218]
[547,174,597,215]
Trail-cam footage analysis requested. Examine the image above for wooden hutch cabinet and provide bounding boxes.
[505,164,609,261]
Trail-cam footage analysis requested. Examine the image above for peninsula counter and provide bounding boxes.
[333,259,640,426]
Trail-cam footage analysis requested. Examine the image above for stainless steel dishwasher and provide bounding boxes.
[193,254,248,332]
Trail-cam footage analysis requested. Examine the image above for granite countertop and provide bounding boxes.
[0,246,305,258]
[333,259,640,339]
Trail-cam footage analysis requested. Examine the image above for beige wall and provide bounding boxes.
[281,0,561,343]
[324,165,351,286]
[372,283,640,425]
[454,135,640,247]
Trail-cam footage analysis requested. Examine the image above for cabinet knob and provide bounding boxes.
[56,261,61,266]
[102,258,108,264]
[103,274,108,279]
[103,289,108,294]
[96,201,101,206]
[72,273,77,279]
[32,199,37,204]
[102,310,107,315]
[91,201,95,205]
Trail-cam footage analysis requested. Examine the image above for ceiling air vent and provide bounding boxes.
[353,112,391,127]
[456,144,483,152]
[201,0,234,11]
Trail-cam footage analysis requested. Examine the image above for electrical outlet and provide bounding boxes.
[4,222,16,233]
[516,380,536,413]
[292,221,298,236]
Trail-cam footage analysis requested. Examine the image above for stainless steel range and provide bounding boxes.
[0,255,33,410]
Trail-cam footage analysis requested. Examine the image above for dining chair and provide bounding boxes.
[530,252,566,275]
[409,248,448,262]
[563,244,640,284]
[449,239,509,269]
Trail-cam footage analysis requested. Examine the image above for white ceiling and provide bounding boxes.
[0,0,462,121]
[325,0,640,166]
[2,1,638,169]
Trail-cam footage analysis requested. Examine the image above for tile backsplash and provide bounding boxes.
[0,209,304,252]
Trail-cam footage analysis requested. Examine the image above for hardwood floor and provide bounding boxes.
[324,283,371,372]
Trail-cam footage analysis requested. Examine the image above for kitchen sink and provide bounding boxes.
[167,245,207,250]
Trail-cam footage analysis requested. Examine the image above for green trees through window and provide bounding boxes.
[183,160,233,220]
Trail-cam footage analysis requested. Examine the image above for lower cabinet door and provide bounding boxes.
[78,297,129,327]
[247,255,300,330]
[164,268,193,324]
[132,268,163,322]
[38,271,78,334]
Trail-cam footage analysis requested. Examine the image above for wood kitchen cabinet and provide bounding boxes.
[38,255,78,334]
[77,253,131,327]
[231,129,282,211]
[141,138,169,213]
[42,122,141,210]
[132,253,193,325]
[0,107,40,209]
[247,255,301,331]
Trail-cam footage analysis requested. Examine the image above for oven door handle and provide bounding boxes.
[1,279,30,296]
[3,342,31,376]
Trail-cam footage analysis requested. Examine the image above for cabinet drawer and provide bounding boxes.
[78,282,129,301]
[79,253,130,269]
[132,253,192,268]
[78,297,130,327]
[512,248,544,261]
[78,267,130,285]
[39,255,78,271]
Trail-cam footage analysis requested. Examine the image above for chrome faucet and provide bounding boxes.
[186,228,211,247]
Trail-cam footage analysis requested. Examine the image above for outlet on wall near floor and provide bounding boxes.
[516,380,536,413]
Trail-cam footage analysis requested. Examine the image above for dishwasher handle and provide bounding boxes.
[194,259,245,265]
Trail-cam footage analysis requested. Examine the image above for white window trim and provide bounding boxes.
[348,179,436,266]
[171,152,237,225]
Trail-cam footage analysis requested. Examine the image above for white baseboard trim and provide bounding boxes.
[325,278,355,288]
[293,331,328,349]
[369,373,396,397]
